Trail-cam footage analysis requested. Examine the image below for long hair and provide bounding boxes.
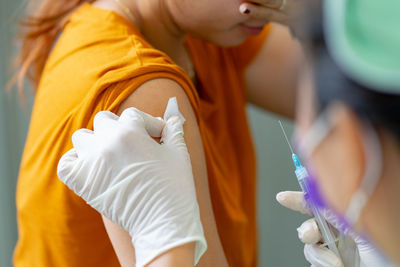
[13,0,94,96]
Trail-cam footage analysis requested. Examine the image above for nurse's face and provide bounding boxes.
[167,0,269,46]
[295,66,366,216]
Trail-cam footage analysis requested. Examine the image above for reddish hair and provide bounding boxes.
[14,0,94,96]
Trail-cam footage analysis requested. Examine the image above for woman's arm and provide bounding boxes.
[100,225,195,267]
[102,217,136,265]
[147,243,196,267]
[245,23,304,119]
[102,78,228,267]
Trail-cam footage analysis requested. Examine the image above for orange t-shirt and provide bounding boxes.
[14,3,271,267]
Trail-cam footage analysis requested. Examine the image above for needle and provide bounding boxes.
[278,120,294,154]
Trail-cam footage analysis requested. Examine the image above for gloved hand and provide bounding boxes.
[276,191,392,267]
[57,98,207,267]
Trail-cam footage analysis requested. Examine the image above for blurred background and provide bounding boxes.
[0,0,308,266]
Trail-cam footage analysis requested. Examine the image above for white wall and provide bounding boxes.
[0,2,33,266]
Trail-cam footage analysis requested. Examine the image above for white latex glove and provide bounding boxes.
[57,98,207,267]
[276,191,393,267]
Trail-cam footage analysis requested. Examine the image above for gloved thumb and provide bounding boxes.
[57,149,79,187]
[161,116,185,147]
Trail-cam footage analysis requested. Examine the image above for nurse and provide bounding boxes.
[277,0,400,266]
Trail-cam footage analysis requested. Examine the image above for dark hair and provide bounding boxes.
[300,2,400,140]
[314,47,400,140]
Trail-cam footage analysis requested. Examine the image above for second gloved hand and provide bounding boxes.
[57,98,207,267]
[276,191,392,267]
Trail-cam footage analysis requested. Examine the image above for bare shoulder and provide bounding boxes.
[118,78,196,123]
[117,78,202,159]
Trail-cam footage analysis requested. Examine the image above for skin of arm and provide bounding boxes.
[245,23,305,119]
[101,78,229,267]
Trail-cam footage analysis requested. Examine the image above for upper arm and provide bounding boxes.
[245,23,304,119]
[102,78,228,267]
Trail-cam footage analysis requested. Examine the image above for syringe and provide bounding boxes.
[278,121,341,258]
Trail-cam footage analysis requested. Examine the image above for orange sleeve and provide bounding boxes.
[98,69,200,122]
[230,23,273,71]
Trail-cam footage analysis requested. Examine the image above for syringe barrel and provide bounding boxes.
[312,207,341,256]
[295,167,341,257]
[295,167,308,188]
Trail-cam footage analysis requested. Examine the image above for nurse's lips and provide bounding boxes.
[239,24,265,35]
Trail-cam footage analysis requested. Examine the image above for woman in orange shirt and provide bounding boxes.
[58,1,400,266]
[14,0,303,266]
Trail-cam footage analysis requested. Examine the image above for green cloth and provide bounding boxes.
[324,0,400,93]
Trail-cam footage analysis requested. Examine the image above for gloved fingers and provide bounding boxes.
[72,128,94,158]
[118,107,145,128]
[276,191,312,215]
[138,110,165,137]
[119,107,165,137]
[161,116,186,147]
[304,244,343,267]
[297,218,322,244]
[57,148,80,190]
[93,111,119,133]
